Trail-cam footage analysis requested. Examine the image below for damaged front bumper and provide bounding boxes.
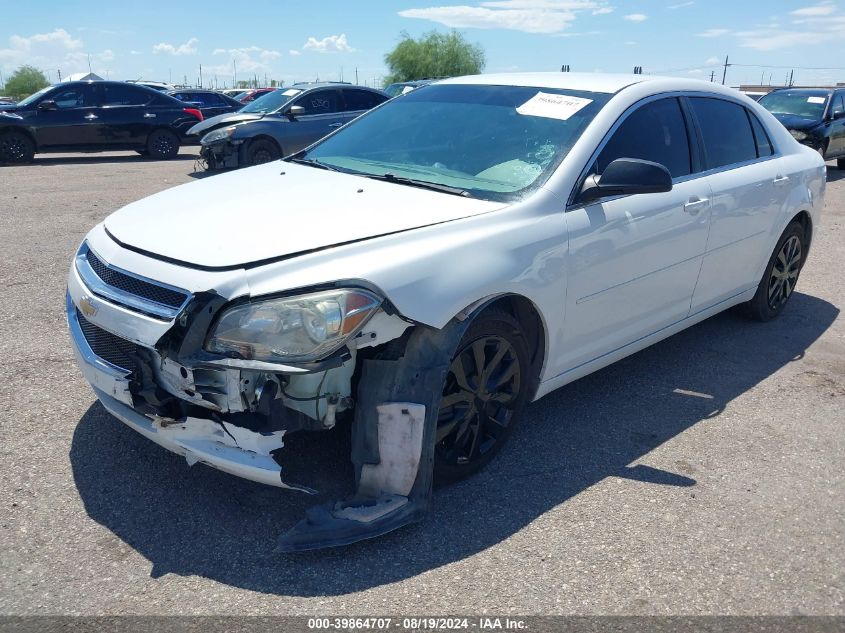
[200,139,241,169]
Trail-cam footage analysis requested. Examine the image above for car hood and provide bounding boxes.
[771,113,822,131]
[103,161,505,269]
[187,111,264,136]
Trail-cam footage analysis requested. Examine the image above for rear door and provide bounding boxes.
[687,97,783,312]
[339,88,388,124]
[92,83,157,147]
[284,89,343,152]
[560,96,712,370]
[33,84,102,149]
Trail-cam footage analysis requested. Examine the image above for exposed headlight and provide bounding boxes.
[790,129,808,141]
[202,126,236,144]
[205,288,382,362]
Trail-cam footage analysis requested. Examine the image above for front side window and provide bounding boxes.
[51,87,90,109]
[594,97,691,178]
[295,89,339,115]
[301,84,612,202]
[832,93,845,117]
[689,97,757,169]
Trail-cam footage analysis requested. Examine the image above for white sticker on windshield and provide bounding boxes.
[807,96,826,104]
[401,85,415,94]
[516,92,593,121]
[282,89,301,97]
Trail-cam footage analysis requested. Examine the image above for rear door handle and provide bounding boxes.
[328,122,343,128]
[84,114,98,120]
[773,174,790,185]
[143,113,157,118]
[683,197,709,215]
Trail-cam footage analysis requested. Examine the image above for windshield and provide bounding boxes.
[241,88,302,113]
[300,84,611,202]
[759,91,829,120]
[16,85,54,107]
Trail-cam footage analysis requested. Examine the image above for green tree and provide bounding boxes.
[4,65,50,100]
[384,31,485,85]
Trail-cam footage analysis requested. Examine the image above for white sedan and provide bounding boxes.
[67,72,825,550]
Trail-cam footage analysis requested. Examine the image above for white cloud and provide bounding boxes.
[668,1,694,8]
[209,46,283,74]
[624,40,637,45]
[0,28,112,76]
[398,1,613,33]
[791,1,836,16]
[623,13,647,21]
[302,33,355,53]
[152,37,198,56]
[696,28,730,37]
[687,69,702,74]
[289,49,302,57]
[130,50,142,55]
[704,56,720,64]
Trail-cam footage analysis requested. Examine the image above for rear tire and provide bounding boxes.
[744,221,806,322]
[135,149,148,156]
[433,310,531,484]
[0,131,35,163]
[244,138,280,166]
[146,129,180,160]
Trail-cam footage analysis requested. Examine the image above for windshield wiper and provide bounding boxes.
[286,157,342,172]
[365,173,472,197]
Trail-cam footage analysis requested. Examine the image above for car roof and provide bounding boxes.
[439,72,651,93]
[765,87,833,95]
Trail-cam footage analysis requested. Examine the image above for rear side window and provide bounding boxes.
[595,97,691,179]
[295,89,338,115]
[342,89,387,112]
[689,97,757,169]
[748,112,774,158]
[99,84,153,106]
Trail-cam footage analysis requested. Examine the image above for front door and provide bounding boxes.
[559,96,711,372]
[285,89,346,153]
[33,84,102,149]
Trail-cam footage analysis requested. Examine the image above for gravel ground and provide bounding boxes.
[0,150,842,615]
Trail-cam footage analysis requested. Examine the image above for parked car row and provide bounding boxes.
[66,72,825,549]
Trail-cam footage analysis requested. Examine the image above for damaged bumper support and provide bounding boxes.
[200,139,241,169]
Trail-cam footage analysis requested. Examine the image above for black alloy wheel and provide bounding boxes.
[246,138,281,166]
[745,220,806,321]
[434,311,530,483]
[146,129,180,160]
[0,131,35,163]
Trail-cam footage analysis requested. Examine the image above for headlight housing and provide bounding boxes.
[789,129,808,141]
[202,126,237,144]
[205,288,382,362]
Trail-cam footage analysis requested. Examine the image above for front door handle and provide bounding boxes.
[84,113,98,120]
[143,113,157,118]
[328,122,343,128]
[683,197,709,215]
[773,174,790,185]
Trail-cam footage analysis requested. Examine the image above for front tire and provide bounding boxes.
[244,138,281,166]
[434,310,531,484]
[146,129,180,160]
[0,131,35,163]
[744,221,806,322]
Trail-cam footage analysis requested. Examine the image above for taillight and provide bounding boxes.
[184,107,203,121]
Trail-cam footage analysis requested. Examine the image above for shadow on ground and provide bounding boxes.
[20,153,200,166]
[70,293,838,595]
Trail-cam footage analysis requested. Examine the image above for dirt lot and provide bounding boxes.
[0,150,843,615]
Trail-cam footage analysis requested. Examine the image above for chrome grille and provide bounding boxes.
[76,309,141,374]
[85,249,188,309]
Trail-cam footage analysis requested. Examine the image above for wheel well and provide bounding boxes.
[0,127,36,149]
[248,135,282,154]
[474,294,546,394]
[791,210,813,252]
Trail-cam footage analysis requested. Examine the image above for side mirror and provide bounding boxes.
[833,110,845,120]
[579,158,673,204]
[286,105,305,119]
[37,100,57,111]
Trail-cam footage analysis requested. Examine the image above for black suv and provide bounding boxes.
[0,81,204,163]
[759,87,845,168]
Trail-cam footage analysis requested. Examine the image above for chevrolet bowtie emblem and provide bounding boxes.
[78,296,98,318]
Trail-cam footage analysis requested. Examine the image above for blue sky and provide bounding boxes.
[2,0,844,89]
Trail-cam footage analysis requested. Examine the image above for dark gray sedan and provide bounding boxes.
[194,83,388,169]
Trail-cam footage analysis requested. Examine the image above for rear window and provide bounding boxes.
[342,89,387,112]
[689,97,757,169]
[748,112,774,158]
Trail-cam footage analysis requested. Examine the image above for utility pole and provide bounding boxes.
[788,69,794,86]
[355,67,359,85]
[87,54,92,73]
[721,55,729,85]
[561,64,570,72]
[233,59,237,87]
[57,68,62,82]
[199,63,203,88]
[710,70,715,82]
